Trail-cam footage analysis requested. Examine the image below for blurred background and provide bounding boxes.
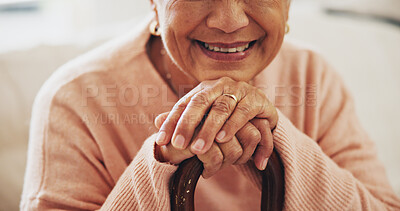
[0,0,399,210]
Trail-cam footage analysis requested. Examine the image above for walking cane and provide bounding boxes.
[170,149,285,211]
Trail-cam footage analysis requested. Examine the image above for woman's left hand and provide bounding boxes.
[156,77,278,169]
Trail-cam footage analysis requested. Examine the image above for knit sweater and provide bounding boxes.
[20,19,400,210]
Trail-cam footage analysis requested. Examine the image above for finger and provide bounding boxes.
[197,142,224,179]
[157,142,195,164]
[234,122,261,165]
[190,94,237,154]
[251,119,274,170]
[171,88,224,150]
[216,99,258,143]
[171,77,242,152]
[156,97,191,146]
[217,88,276,143]
[218,136,243,169]
[255,98,279,131]
[156,83,206,146]
[155,112,170,129]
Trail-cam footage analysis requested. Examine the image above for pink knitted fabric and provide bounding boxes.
[20,21,400,210]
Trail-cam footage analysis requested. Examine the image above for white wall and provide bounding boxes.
[0,0,152,52]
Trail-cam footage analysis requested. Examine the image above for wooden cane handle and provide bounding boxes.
[170,150,285,211]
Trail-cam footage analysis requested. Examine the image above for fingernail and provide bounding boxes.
[261,158,269,170]
[192,139,205,152]
[216,131,226,142]
[173,135,185,149]
[156,131,166,144]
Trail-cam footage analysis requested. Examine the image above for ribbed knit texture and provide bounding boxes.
[101,134,177,210]
[21,18,400,210]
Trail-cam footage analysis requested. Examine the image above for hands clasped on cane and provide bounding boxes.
[154,77,278,178]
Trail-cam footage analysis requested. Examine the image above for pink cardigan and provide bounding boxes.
[21,20,400,210]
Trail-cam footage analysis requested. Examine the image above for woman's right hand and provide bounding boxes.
[154,112,273,178]
[155,136,243,178]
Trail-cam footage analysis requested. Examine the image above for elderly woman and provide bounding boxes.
[21,0,400,210]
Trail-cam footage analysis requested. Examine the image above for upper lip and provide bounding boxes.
[197,40,255,48]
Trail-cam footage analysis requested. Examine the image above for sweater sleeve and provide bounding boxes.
[20,93,178,210]
[100,134,178,210]
[273,109,400,210]
[22,130,177,210]
[235,54,400,209]
[266,66,400,210]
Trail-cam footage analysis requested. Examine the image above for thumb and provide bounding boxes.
[155,112,170,129]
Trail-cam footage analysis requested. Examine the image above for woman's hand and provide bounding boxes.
[155,114,273,177]
[155,133,242,178]
[155,77,278,172]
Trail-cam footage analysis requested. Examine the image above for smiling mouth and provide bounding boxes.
[197,40,256,53]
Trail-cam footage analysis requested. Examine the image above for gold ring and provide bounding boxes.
[222,93,238,104]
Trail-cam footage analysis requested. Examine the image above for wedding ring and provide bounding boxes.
[222,93,238,104]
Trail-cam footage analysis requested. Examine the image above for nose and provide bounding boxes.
[206,1,249,34]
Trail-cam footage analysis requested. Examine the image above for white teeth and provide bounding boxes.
[228,48,236,53]
[202,42,251,53]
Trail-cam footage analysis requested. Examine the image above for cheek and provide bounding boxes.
[259,26,285,69]
[162,2,210,37]
[160,2,210,69]
[246,1,287,34]
[250,7,286,55]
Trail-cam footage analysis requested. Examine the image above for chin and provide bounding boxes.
[191,65,259,82]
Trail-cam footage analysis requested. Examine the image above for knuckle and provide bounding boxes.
[242,140,257,156]
[226,119,241,131]
[176,95,190,106]
[225,118,242,133]
[253,89,264,101]
[247,128,262,143]
[192,92,210,106]
[174,102,187,111]
[239,139,250,149]
[235,159,246,165]
[219,76,233,83]
[256,88,266,97]
[236,104,252,116]
[236,154,251,165]
[210,153,223,167]
[225,147,243,163]
[238,81,248,87]
[262,119,271,128]
[238,128,259,152]
[213,100,233,114]
[199,79,214,88]
[162,118,178,130]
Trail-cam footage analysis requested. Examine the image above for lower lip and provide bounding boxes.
[197,42,254,62]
